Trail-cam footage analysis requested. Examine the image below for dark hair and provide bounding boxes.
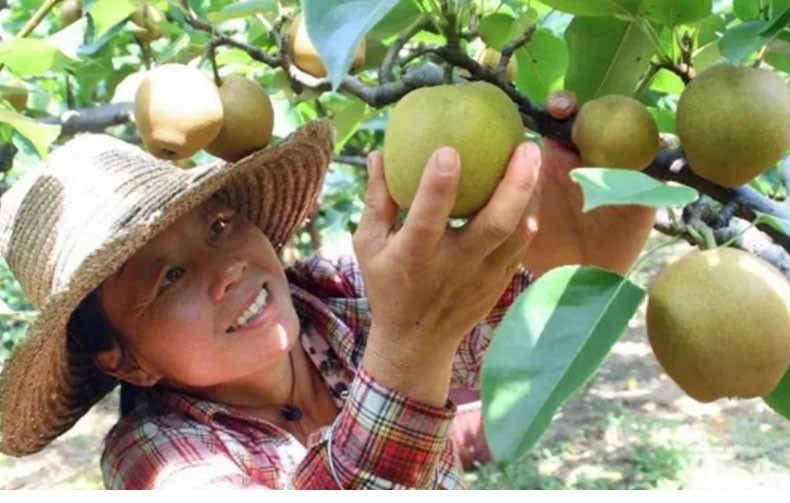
[66,287,142,416]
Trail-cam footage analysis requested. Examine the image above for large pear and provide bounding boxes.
[384,82,524,218]
[677,63,790,187]
[134,64,224,160]
[206,75,275,162]
[288,13,365,78]
[572,95,658,170]
[647,248,790,402]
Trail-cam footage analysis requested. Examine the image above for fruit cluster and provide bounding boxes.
[133,64,274,163]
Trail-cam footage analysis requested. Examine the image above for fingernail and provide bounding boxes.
[435,148,457,174]
[558,95,574,110]
[527,216,538,233]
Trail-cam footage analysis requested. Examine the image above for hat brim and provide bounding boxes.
[0,120,335,456]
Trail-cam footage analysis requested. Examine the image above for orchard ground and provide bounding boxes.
[2,231,790,489]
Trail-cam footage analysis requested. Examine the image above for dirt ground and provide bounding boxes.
[2,232,790,489]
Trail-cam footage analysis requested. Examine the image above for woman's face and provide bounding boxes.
[99,197,300,389]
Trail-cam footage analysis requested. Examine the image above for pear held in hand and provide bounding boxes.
[206,75,275,162]
[134,64,224,160]
[647,247,790,402]
[384,82,524,218]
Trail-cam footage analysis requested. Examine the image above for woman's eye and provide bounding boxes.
[210,215,230,239]
[161,267,184,289]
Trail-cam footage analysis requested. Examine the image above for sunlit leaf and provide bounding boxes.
[570,168,699,212]
[0,110,61,158]
[482,265,645,461]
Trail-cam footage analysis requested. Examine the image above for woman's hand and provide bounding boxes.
[522,91,657,277]
[353,143,541,406]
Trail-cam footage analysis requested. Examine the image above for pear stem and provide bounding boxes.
[208,41,223,88]
[626,233,686,281]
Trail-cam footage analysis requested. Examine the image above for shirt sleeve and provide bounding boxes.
[292,366,455,489]
[451,268,533,389]
[101,419,274,489]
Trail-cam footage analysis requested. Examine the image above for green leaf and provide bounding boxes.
[648,106,676,133]
[698,13,726,46]
[754,211,790,238]
[719,21,770,64]
[207,0,277,23]
[638,0,713,27]
[482,265,645,461]
[89,0,137,40]
[570,168,699,212]
[515,29,568,104]
[0,110,61,158]
[761,1,790,36]
[765,366,790,421]
[479,13,516,51]
[303,0,402,89]
[649,68,685,93]
[332,97,367,151]
[564,16,655,104]
[734,0,762,20]
[536,0,642,17]
[158,33,192,64]
[368,0,424,40]
[0,39,74,77]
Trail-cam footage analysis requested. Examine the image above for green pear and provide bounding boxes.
[647,248,790,402]
[572,95,659,170]
[384,82,524,218]
[677,63,790,187]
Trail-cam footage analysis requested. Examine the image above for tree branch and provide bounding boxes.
[654,209,790,277]
[39,102,134,136]
[381,20,430,84]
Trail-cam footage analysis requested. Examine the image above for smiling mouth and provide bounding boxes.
[227,283,269,333]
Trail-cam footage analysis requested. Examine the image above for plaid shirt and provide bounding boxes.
[101,253,531,489]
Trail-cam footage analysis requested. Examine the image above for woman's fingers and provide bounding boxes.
[454,142,542,259]
[398,147,461,259]
[483,191,540,276]
[354,151,399,254]
[545,90,578,120]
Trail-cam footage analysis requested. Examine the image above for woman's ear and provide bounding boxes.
[94,346,161,387]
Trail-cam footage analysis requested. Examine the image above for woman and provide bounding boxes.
[0,92,655,489]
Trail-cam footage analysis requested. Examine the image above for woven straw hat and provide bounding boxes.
[0,120,335,456]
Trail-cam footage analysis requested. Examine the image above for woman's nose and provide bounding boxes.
[210,259,248,303]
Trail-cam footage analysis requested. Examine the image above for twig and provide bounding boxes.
[208,41,223,87]
[333,155,367,168]
[39,102,134,136]
[381,19,430,84]
[633,62,661,98]
[498,25,536,82]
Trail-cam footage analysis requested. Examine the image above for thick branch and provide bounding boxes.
[645,148,790,251]
[40,102,134,136]
[654,210,790,277]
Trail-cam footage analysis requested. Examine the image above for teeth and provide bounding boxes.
[231,287,268,331]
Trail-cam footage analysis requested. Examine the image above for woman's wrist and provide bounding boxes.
[361,325,457,407]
